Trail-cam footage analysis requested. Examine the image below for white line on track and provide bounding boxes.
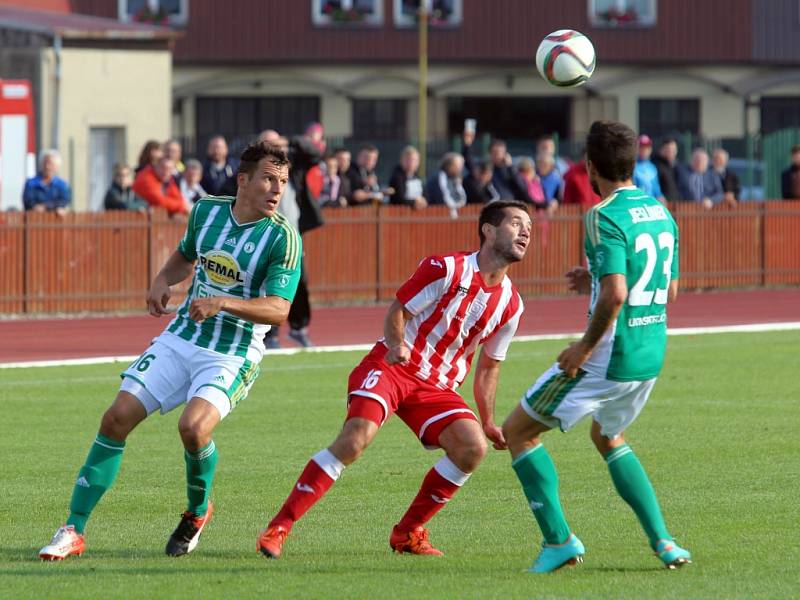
[1,321,798,370]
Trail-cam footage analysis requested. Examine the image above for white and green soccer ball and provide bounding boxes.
[536,29,596,87]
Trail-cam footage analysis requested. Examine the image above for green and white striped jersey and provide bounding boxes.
[165,196,301,360]
[583,187,680,382]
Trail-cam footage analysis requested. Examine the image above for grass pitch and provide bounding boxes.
[1,331,799,599]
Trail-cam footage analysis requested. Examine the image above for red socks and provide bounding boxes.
[396,456,470,533]
[269,449,344,530]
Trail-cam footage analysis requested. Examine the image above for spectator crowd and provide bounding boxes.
[20,126,800,218]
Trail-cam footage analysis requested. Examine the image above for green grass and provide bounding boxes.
[1,331,799,599]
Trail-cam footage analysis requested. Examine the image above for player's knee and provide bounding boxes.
[450,437,487,473]
[99,407,134,440]
[178,419,212,452]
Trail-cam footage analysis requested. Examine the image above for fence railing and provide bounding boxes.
[1,202,799,315]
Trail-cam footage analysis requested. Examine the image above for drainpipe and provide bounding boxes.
[52,33,62,151]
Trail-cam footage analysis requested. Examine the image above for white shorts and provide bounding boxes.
[120,332,260,420]
[519,362,656,438]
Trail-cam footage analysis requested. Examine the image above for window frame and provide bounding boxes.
[118,0,189,26]
[638,97,700,139]
[588,0,657,28]
[311,0,385,28]
[393,0,463,29]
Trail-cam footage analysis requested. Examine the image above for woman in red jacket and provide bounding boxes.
[133,156,188,217]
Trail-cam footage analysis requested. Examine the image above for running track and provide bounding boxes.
[1,288,797,363]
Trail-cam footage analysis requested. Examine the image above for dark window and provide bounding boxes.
[352,99,407,139]
[639,98,699,138]
[195,96,319,157]
[760,97,800,134]
[447,96,571,142]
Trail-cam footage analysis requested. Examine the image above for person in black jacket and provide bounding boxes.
[389,146,427,209]
[464,159,501,204]
[781,145,800,200]
[201,135,239,197]
[462,132,530,202]
[258,127,325,349]
[652,138,683,201]
[104,163,147,211]
[711,148,740,205]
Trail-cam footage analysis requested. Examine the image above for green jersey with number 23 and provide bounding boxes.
[582,187,679,382]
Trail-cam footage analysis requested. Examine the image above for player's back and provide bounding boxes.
[583,187,679,382]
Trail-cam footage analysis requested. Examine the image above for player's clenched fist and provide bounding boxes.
[385,343,411,365]
[189,297,226,323]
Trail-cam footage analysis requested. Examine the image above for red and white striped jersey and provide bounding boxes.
[393,251,524,390]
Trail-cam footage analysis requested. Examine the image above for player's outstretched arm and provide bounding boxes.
[473,349,506,450]
[558,273,627,377]
[188,295,290,325]
[147,250,194,317]
[668,279,679,303]
[383,299,412,364]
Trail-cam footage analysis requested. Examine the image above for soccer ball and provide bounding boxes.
[536,29,596,87]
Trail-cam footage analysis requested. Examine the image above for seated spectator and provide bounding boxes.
[346,144,384,205]
[389,146,427,210]
[781,145,800,200]
[678,148,724,208]
[333,147,353,204]
[23,149,71,215]
[464,159,501,204]
[562,152,601,207]
[633,135,664,201]
[104,163,147,211]
[652,138,683,201]
[535,134,571,178]
[180,159,207,207]
[163,139,185,175]
[711,148,740,206]
[516,158,548,210]
[536,154,563,204]
[201,135,239,196]
[136,140,163,174]
[426,152,467,215]
[315,154,347,207]
[133,156,187,217]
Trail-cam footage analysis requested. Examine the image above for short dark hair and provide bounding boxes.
[586,120,637,182]
[238,142,290,176]
[489,138,506,151]
[332,147,350,155]
[478,200,529,245]
[360,143,378,153]
[791,145,800,155]
[660,137,678,148]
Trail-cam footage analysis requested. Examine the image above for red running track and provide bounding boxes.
[1,288,798,363]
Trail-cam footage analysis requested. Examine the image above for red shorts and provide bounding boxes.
[346,343,478,448]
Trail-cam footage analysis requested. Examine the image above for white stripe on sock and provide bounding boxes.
[433,456,470,487]
[312,448,345,481]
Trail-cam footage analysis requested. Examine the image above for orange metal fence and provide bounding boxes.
[1,202,799,314]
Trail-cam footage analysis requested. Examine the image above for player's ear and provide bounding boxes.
[481,221,494,242]
[236,171,250,187]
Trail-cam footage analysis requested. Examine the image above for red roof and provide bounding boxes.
[0,5,179,40]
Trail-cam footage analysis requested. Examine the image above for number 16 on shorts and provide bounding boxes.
[129,351,157,373]
[361,369,382,390]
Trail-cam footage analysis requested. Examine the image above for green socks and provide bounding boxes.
[185,441,218,517]
[511,444,571,545]
[605,444,671,547]
[67,433,125,534]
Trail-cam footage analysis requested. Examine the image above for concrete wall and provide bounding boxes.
[52,47,171,210]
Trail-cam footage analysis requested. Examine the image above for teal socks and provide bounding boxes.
[511,444,571,545]
[185,441,218,516]
[67,433,125,534]
[605,444,671,547]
